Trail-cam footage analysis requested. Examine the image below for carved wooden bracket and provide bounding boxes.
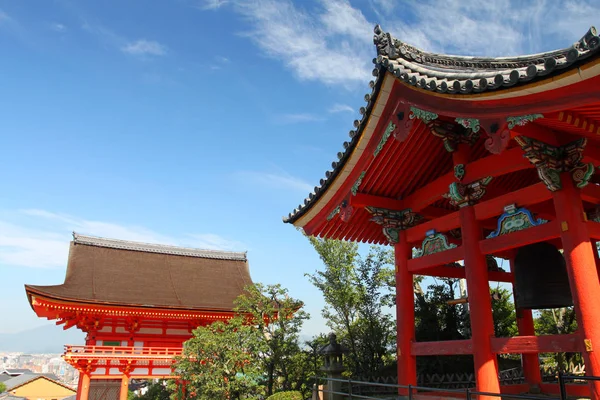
[444,177,493,208]
[515,136,595,191]
[429,120,479,152]
[365,206,423,244]
[414,231,457,257]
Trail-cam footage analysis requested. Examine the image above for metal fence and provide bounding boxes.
[313,375,597,400]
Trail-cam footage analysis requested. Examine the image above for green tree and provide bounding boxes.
[132,381,171,400]
[306,238,395,377]
[174,316,267,399]
[535,307,580,368]
[0,382,6,393]
[234,283,309,396]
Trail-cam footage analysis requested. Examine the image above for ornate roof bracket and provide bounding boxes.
[326,199,355,222]
[429,119,478,152]
[414,230,457,258]
[487,204,548,238]
[391,102,415,143]
[351,171,366,195]
[365,206,423,244]
[444,177,493,208]
[514,136,595,191]
[374,121,396,156]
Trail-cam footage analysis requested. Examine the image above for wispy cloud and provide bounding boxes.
[328,103,354,113]
[0,9,9,23]
[273,113,324,124]
[235,170,313,193]
[200,0,229,10]
[0,209,246,269]
[50,23,67,32]
[201,0,598,87]
[121,39,167,56]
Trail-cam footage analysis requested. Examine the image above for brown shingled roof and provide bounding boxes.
[25,234,253,312]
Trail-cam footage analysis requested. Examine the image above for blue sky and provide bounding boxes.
[0,0,597,339]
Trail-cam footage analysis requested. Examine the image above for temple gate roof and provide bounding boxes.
[25,233,253,312]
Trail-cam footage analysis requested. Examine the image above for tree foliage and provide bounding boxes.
[535,307,581,367]
[306,238,395,377]
[0,382,6,393]
[131,381,171,400]
[174,283,311,399]
[174,316,266,399]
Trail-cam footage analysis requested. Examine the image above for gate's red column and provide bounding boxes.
[460,206,500,396]
[552,174,600,399]
[395,230,416,391]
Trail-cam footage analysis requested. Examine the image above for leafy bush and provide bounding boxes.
[266,391,303,400]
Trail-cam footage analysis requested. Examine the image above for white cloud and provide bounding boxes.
[51,23,66,32]
[235,170,313,193]
[0,10,9,23]
[200,0,229,10]
[121,39,167,56]
[328,103,354,113]
[0,209,246,269]
[273,113,324,124]
[201,0,598,86]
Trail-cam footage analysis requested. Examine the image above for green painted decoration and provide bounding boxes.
[446,176,493,208]
[414,231,457,258]
[409,106,438,123]
[506,114,544,129]
[374,121,396,157]
[572,162,595,189]
[326,205,341,221]
[455,118,480,133]
[454,164,465,181]
[351,171,367,196]
[487,204,548,238]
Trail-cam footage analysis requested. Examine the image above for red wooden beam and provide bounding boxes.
[419,266,513,283]
[510,124,562,146]
[406,212,460,243]
[582,184,600,204]
[474,182,551,221]
[479,220,560,255]
[351,193,403,209]
[403,147,532,212]
[411,339,473,356]
[587,221,600,240]
[491,334,581,354]
[407,246,464,273]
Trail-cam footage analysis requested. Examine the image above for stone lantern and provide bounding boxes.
[318,333,348,400]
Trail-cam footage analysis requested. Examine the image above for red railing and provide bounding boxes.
[64,345,182,359]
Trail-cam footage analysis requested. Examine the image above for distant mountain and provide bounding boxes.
[0,324,85,353]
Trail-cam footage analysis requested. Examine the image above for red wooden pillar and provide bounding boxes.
[120,374,129,400]
[592,240,600,282]
[552,174,600,399]
[78,373,91,400]
[395,230,416,392]
[460,206,500,396]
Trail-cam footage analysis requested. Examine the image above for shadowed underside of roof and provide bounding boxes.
[26,234,253,311]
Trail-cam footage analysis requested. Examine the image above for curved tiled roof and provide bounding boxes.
[374,25,600,94]
[283,24,600,225]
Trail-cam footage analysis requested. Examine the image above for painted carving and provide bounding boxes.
[445,177,493,208]
[454,164,465,181]
[374,121,396,157]
[515,136,595,191]
[487,204,548,238]
[366,206,423,244]
[481,119,511,154]
[326,205,341,221]
[351,171,367,196]
[339,202,354,222]
[414,231,457,258]
[429,120,479,152]
[455,118,481,133]
[392,102,415,143]
[409,106,438,124]
[507,114,544,129]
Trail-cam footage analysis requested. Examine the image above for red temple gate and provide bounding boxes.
[26,233,254,400]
